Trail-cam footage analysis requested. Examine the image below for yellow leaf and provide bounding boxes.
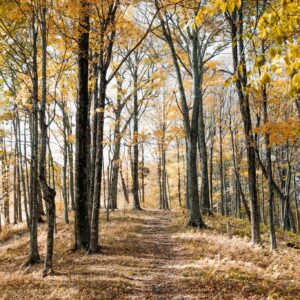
[255,56,263,67]
[232,73,238,82]
[269,47,277,58]
[220,2,227,13]
[238,64,244,76]
[195,14,202,26]
[227,1,235,13]
[235,0,242,9]
[261,72,271,84]
[224,78,231,88]
[292,72,300,89]
[290,45,300,57]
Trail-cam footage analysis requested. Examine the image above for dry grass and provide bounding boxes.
[0,222,28,245]
[0,207,300,299]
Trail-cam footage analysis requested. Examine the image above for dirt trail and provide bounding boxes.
[124,210,188,299]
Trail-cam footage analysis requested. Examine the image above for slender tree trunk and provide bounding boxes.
[89,73,106,253]
[132,68,141,211]
[185,142,190,210]
[1,139,10,225]
[167,174,171,209]
[219,117,225,216]
[109,139,121,210]
[283,160,296,232]
[89,61,99,219]
[17,113,29,227]
[176,138,182,207]
[67,123,75,210]
[162,138,169,210]
[141,143,145,203]
[39,4,56,275]
[62,109,69,224]
[263,95,277,249]
[27,11,40,265]
[24,117,31,207]
[13,135,18,224]
[260,172,265,225]
[17,165,22,222]
[158,146,163,209]
[109,111,121,210]
[209,135,214,212]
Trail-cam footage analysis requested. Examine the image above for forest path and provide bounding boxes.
[117,209,191,299]
[1,209,300,299]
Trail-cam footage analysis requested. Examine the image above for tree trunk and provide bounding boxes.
[27,11,40,265]
[176,138,182,207]
[209,134,214,212]
[109,111,121,210]
[17,113,29,227]
[1,141,10,225]
[89,73,105,253]
[16,151,22,223]
[229,6,260,243]
[141,143,145,203]
[162,141,169,210]
[185,30,206,227]
[198,96,211,214]
[62,107,69,224]
[132,68,141,211]
[262,83,277,250]
[74,1,90,250]
[219,116,225,216]
[120,164,129,204]
[40,4,56,275]
[67,123,75,210]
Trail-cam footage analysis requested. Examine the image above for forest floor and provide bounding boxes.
[0,208,300,299]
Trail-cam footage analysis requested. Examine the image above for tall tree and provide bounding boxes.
[74,0,91,250]
[27,3,41,265]
[225,2,261,244]
[39,0,56,275]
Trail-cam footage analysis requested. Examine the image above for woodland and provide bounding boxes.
[0,0,300,299]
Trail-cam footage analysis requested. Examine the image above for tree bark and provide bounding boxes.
[176,138,182,207]
[75,0,90,250]
[262,82,277,250]
[39,4,56,275]
[27,11,40,265]
[89,73,105,253]
[132,65,141,211]
[198,93,211,214]
[219,113,225,216]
